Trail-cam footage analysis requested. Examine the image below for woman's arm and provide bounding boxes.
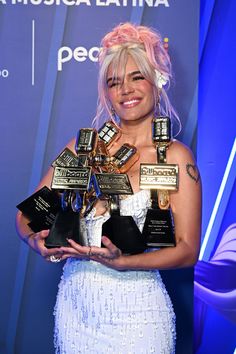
[16,140,76,259]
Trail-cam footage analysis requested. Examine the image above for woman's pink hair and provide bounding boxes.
[100,22,170,74]
[93,22,180,134]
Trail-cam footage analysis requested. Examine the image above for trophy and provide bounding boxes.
[140,116,178,247]
[92,143,147,255]
[16,148,81,241]
[45,128,97,248]
[82,121,122,212]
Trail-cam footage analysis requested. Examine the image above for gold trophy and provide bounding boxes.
[45,128,97,248]
[95,143,146,255]
[140,117,178,247]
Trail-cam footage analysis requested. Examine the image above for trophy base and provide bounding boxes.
[102,214,147,255]
[143,208,175,247]
[45,210,82,248]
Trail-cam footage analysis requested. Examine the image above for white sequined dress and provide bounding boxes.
[54,190,176,354]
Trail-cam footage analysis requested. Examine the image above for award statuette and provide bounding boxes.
[141,116,178,247]
[45,128,97,248]
[95,143,146,255]
[45,166,92,248]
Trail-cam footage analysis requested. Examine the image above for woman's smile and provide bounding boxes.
[120,97,141,108]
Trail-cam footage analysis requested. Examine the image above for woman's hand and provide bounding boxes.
[25,230,63,263]
[59,236,125,270]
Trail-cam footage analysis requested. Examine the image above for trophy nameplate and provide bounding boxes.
[140,163,179,190]
[93,173,133,195]
[142,208,175,247]
[16,186,61,232]
[51,166,91,191]
[51,148,78,168]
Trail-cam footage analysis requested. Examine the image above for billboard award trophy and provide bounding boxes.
[44,128,96,248]
[140,117,178,247]
[87,122,147,254]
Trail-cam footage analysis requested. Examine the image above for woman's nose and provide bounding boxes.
[120,80,135,95]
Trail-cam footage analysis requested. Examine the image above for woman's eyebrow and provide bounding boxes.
[128,70,142,76]
[106,71,142,84]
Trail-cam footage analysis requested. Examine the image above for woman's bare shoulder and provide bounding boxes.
[168,139,196,164]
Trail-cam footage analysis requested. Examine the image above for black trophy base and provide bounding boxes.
[102,214,147,255]
[143,208,175,247]
[45,210,82,248]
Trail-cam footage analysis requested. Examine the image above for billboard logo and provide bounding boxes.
[58,46,100,71]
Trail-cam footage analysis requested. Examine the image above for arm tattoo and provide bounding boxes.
[186,163,200,183]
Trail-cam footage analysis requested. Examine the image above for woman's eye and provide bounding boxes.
[133,76,145,81]
[108,81,120,88]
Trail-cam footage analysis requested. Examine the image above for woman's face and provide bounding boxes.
[106,55,155,124]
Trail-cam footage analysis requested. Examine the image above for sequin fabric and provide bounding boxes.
[54,190,176,354]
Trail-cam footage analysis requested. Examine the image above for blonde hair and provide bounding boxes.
[93,22,180,133]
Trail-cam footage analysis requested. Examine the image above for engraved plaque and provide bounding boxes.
[93,173,133,195]
[51,166,91,191]
[16,186,61,232]
[140,163,179,190]
[143,208,175,247]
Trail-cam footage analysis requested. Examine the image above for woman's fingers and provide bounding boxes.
[63,239,112,259]
[101,236,122,258]
[51,237,122,263]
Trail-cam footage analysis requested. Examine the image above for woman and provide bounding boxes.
[16,23,201,353]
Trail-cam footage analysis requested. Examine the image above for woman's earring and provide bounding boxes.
[154,94,161,119]
[110,106,116,119]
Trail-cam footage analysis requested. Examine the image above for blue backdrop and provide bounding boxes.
[1,1,235,354]
[195,1,236,353]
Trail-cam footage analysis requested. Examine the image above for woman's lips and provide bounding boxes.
[121,98,141,108]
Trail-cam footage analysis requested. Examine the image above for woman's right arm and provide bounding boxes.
[16,166,65,260]
[16,138,77,259]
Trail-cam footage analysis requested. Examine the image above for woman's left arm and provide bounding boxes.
[61,141,202,270]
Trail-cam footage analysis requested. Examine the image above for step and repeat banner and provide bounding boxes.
[0,2,221,353]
